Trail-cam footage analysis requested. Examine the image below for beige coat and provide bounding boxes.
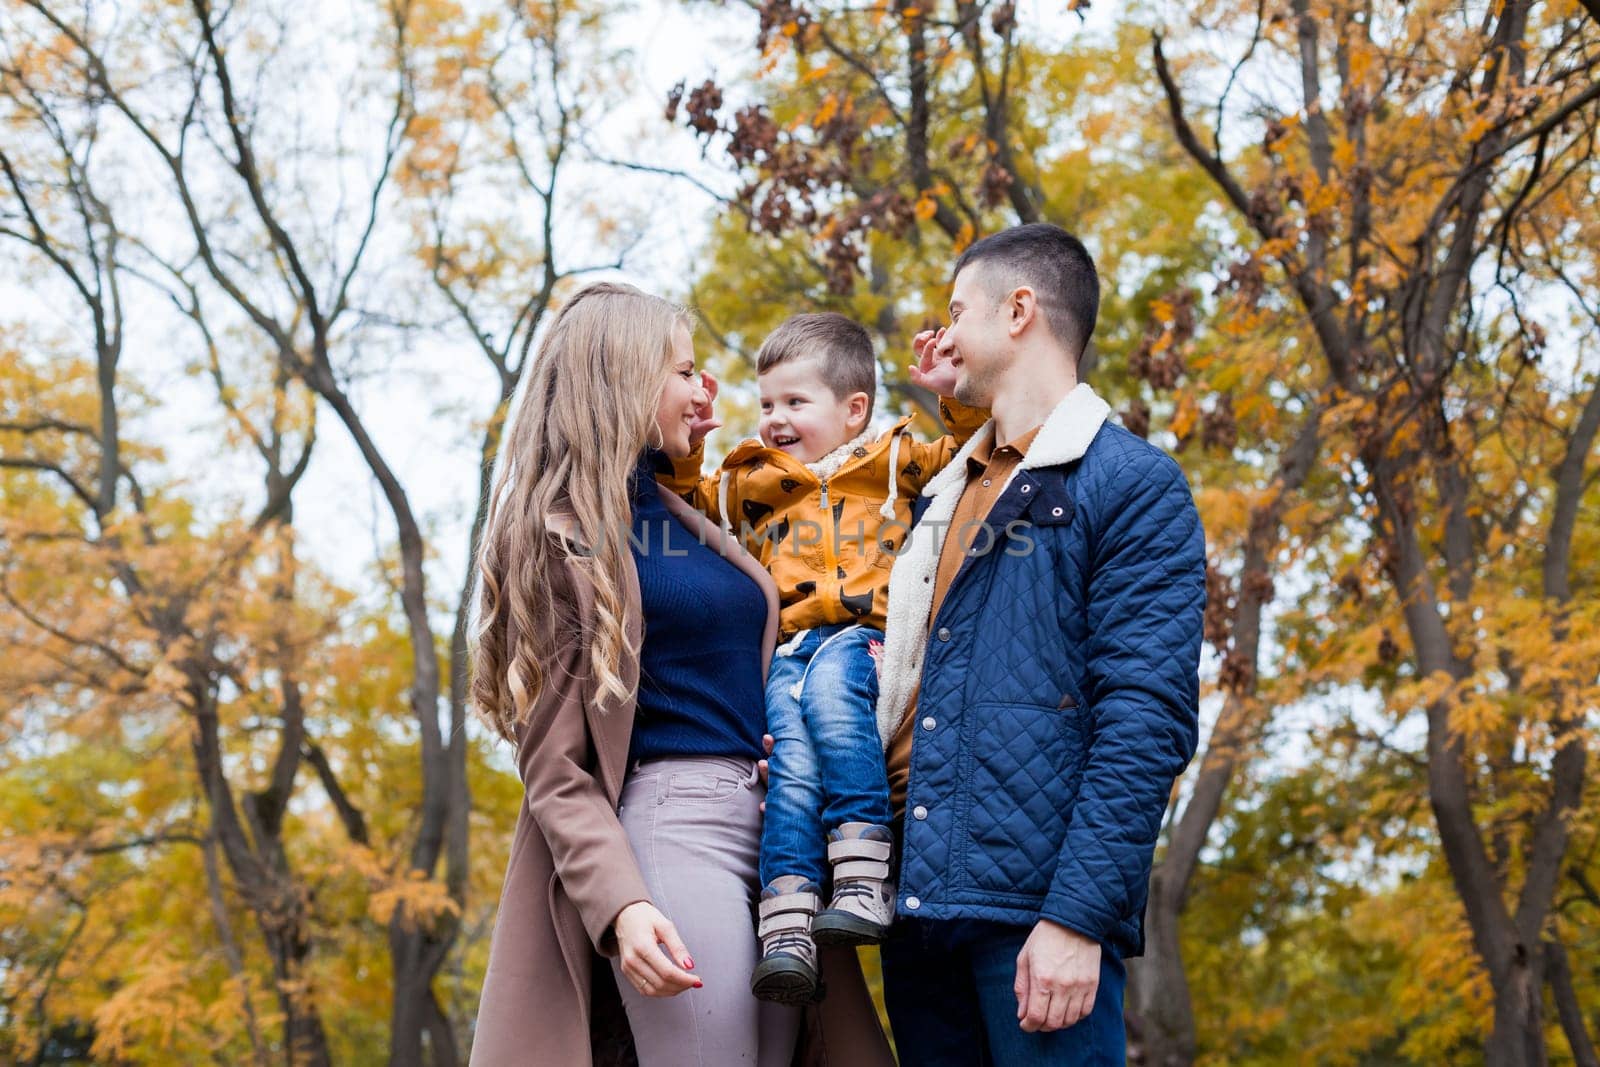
[470,487,893,1066]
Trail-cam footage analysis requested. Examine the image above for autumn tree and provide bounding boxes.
[0,93,334,1058]
[1152,0,1600,1061]
[4,0,680,1061]
[664,7,1223,420]
[0,0,477,1055]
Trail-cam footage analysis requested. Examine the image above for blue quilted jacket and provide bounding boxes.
[891,395,1205,958]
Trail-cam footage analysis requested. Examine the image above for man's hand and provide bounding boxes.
[757,732,774,813]
[689,370,722,445]
[908,327,959,396]
[1014,919,1100,1033]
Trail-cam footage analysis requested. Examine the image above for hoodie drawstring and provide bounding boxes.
[717,470,735,539]
[879,430,903,521]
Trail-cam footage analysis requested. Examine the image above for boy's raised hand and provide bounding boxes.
[908,326,959,395]
[689,369,722,446]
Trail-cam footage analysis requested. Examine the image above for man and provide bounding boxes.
[873,223,1206,1063]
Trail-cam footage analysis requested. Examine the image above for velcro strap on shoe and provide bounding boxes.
[757,892,819,919]
[832,858,891,881]
[827,836,893,863]
[758,909,814,937]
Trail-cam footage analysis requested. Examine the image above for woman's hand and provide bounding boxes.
[614,901,701,997]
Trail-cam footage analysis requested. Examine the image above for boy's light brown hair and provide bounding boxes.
[756,313,877,419]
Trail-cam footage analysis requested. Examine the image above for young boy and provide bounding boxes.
[660,312,982,1005]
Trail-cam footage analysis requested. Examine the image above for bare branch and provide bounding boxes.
[0,457,100,514]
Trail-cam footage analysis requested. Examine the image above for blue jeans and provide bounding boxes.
[758,624,889,887]
[881,918,1127,1066]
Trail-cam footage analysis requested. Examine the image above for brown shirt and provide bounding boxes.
[887,424,1041,821]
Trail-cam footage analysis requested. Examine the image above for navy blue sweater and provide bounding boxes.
[627,453,768,763]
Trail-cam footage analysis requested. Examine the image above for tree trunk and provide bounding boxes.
[1486,947,1548,1067]
[389,926,454,1067]
[190,672,335,1067]
[1131,410,1322,1065]
[1129,869,1196,1066]
[1547,939,1600,1067]
[278,948,334,1067]
[389,928,427,1067]
[303,363,461,1066]
[424,988,463,1067]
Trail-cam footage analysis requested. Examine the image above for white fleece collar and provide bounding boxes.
[874,382,1111,747]
[918,382,1112,500]
[804,427,878,482]
[1018,382,1113,470]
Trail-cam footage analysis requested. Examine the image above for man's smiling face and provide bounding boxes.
[939,264,1012,409]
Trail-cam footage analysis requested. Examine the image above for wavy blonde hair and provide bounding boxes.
[472,281,691,742]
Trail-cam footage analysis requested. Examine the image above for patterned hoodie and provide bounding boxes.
[659,398,987,637]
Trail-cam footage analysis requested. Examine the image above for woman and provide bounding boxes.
[469,281,893,1067]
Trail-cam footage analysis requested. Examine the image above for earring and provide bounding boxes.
[647,422,666,451]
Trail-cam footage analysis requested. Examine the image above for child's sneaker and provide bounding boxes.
[812,823,895,946]
[751,876,823,1005]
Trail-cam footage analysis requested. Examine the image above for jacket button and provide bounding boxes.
[921,716,936,731]
[913,805,928,820]
[1020,484,1031,493]
[853,446,868,457]
[1052,506,1064,517]
[936,627,951,641]
[906,896,921,910]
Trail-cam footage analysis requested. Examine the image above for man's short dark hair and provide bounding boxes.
[953,223,1100,361]
[756,312,877,416]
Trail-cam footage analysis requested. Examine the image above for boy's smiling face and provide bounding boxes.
[758,355,870,465]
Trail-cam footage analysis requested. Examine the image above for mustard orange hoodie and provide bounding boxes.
[659,399,987,637]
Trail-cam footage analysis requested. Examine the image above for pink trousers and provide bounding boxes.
[611,755,801,1067]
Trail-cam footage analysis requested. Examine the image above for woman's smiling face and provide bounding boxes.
[652,323,706,459]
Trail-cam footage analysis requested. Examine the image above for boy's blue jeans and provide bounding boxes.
[759,623,889,887]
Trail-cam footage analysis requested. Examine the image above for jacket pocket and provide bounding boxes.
[959,700,1087,896]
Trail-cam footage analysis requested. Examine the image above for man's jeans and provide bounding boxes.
[881,918,1127,1066]
[758,624,889,887]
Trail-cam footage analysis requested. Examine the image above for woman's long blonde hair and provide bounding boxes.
[472,281,691,742]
